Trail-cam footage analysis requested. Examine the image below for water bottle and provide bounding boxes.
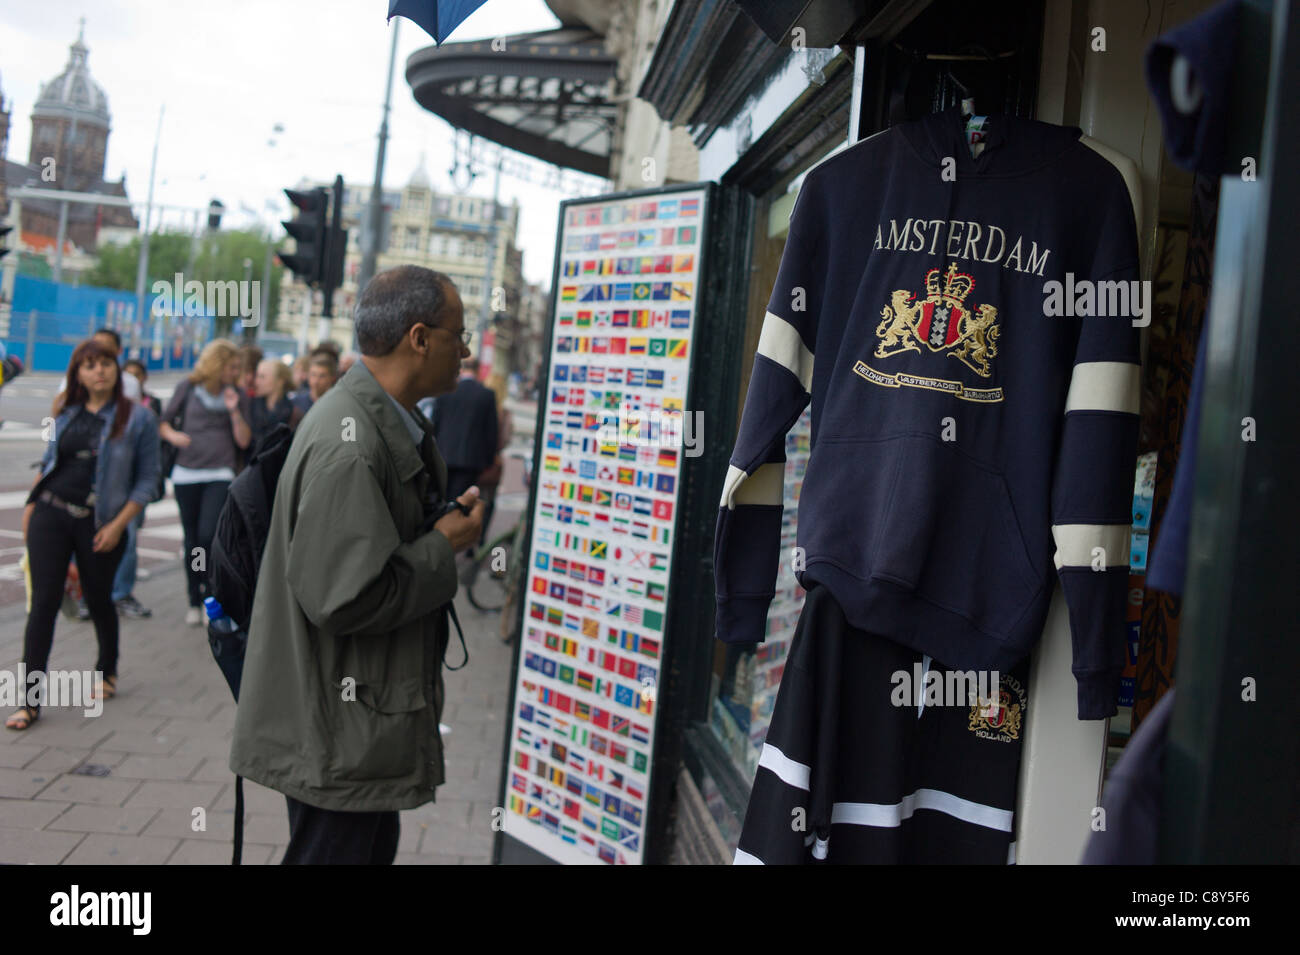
[204,597,246,701]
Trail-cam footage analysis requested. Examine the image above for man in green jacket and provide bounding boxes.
[230,265,484,864]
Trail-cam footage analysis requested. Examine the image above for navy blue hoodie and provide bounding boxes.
[714,109,1142,720]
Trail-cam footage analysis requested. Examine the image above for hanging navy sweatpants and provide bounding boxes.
[735,584,1031,865]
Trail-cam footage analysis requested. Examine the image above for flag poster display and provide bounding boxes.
[500,186,709,865]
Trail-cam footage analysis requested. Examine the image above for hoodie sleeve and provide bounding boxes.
[714,178,825,644]
[1051,171,1143,720]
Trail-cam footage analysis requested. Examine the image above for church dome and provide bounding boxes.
[32,23,111,128]
[408,152,432,190]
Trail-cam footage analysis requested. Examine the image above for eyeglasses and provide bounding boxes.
[443,327,472,347]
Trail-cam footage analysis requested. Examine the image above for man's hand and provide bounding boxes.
[433,487,485,552]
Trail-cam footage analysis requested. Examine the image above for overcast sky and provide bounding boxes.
[1,0,607,286]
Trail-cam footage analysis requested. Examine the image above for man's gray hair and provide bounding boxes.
[354,266,456,356]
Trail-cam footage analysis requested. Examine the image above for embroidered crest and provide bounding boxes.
[968,673,1026,742]
[874,262,1001,377]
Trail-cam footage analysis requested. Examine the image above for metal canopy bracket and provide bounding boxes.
[405,28,618,178]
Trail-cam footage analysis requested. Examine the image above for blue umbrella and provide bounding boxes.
[388,0,489,44]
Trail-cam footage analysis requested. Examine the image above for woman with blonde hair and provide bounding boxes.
[159,339,251,625]
[250,357,302,447]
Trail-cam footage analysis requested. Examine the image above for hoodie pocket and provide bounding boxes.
[331,676,428,781]
[870,434,1041,639]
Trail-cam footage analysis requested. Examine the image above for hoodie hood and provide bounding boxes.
[898,107,1085,178]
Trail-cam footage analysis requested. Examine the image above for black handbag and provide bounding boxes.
[158,379,192,492]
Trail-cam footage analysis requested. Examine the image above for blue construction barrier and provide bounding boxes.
[4,275,215,373]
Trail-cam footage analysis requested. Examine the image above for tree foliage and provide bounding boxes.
[85,229,284,338]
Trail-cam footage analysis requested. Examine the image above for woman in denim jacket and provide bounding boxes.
[5,339,160,730]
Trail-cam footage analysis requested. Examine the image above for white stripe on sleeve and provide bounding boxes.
[756,311,815,393]
[1051,523,1131,570]
[1064,361,1140,415]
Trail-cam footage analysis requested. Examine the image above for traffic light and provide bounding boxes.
[278,187,328,285]
[322,175,347,319]
[207,199,225,231]
[0,224,11,262]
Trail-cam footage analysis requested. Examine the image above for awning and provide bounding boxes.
[405,27,618,178]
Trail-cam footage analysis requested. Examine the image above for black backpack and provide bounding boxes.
[210,423,294,639]
[207,422,294,865]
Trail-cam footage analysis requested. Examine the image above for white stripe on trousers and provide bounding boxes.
[831,788,1014,832]
[757,745,1010,832]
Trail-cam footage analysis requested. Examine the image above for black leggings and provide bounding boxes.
[22,501,125,710]
[174,480,230,609]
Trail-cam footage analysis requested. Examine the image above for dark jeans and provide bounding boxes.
[173,480,230,608]
[281,795,399,864]
[22,501,125,710]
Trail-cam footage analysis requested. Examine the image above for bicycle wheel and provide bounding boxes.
[498,514,530,643]
[467,538,512,612]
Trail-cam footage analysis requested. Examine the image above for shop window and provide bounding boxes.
[704,175,820,784]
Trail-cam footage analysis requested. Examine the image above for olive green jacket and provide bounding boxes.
[229,362,458,811]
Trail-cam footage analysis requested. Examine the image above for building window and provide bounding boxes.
[405,227,420,251]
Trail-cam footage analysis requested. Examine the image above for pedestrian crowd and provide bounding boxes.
[4,267,506,867]
[4,329,348,728]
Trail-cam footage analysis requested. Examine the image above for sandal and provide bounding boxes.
[91,675,117,701]
[5,706,39,731]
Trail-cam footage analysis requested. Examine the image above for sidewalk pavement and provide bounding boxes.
[0,549,516,865]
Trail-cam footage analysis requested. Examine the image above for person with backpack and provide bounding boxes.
[229,265,483,864]
[5,338,159,730]
[159,339,251,627]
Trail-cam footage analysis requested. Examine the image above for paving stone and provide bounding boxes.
[403,798,473,828]
[0,828,84,864]
[112,754,205,781]
[141,806,235,842]
[141,695,225,719]
[418,822,495,857]
[34,773,141,806]
[156,716,233,740]
[63,833,179,864]
[85,711,172,736]
[94,730,186,756]
[256,845,287,864]
[25,747,126,774]
[0,797,72,829]
[0,743,44,768]
[0,765,62,798]
[3,722,116,750]
[168,838,273,865]
[171,737,234,760]
[121,780,224,810]
[190,756,235,782]
[46,804,161,835]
